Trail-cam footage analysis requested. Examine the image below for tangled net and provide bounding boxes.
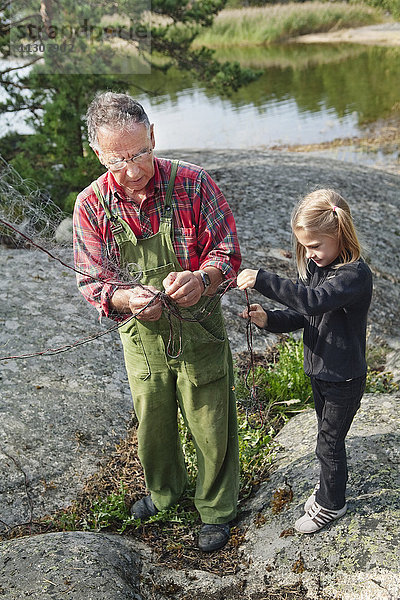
[0,155,135,359]
[0,155,236,361]
[0,154,66,249]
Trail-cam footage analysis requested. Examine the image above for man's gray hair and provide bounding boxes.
[86,91,150,149]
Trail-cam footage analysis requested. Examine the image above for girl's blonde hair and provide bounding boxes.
[291,189,362,280]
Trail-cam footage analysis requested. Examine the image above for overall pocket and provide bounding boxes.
[181,301,228,386]
[119,261,176,380]
[120,320,151,380]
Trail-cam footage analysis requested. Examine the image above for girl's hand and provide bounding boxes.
[237,269,258,290]
[240,303,268,328]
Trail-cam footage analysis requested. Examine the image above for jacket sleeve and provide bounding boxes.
[264,308,305,333]
[255,263,371,316]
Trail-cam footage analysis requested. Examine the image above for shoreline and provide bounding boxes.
[292,22,400,47]
[267,119,400,176]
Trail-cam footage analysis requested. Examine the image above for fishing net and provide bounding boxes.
[0,155,123,361]
[0,154,235,362]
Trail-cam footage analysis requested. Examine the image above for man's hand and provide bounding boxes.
[240,303,268,328]
[111,286,162,321]
[128,285,163,321]
[163,271,203,307]
[237,268,258,290]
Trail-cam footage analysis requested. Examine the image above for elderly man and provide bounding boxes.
[73,91,241,552]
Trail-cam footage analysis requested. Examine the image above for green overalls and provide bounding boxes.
[92,162,239,524]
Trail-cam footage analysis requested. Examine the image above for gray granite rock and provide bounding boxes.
[3,395,397,600]
[1,151,399,599]
[55,217,73,244]
[0,248,132,529]
[0,532,144,599]
[239,392,400,600]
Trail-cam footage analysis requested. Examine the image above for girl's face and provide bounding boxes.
[295,229,340,268]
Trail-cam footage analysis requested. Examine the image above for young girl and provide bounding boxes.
[237,189,373,534]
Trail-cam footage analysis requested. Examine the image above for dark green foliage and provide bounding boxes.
[1,75,109,208]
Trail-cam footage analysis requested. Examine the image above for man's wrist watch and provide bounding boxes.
[198,270,211,294]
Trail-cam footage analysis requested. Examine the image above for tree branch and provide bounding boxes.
[0,56,41,76]
[0,104,44,112]
[7,13,41,27]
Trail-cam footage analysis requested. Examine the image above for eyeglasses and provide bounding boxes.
[103,148,153,172]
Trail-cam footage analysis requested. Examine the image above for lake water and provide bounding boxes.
[0,59,36,135]
[130,44,400,154]
[2,44,400,163]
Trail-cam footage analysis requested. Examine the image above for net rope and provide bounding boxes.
[0,155,263,427]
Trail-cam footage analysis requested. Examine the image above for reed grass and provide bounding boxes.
[193,2,384,48]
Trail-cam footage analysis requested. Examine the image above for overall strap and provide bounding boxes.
[92,181,113,220]
[91,180,138,246]
[163,160,179,213]
[91,161,179,245]
[159,160,179,239]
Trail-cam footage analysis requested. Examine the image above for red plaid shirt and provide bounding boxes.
[73,156,241,318]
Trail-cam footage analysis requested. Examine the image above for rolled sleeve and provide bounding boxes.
[73,192,123,321]
[196,169,241,280]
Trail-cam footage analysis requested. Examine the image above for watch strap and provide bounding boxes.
[198,270,211,293]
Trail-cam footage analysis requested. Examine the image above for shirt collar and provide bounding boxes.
[152,156,162,193]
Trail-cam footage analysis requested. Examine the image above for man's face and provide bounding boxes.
[95,123,155,197]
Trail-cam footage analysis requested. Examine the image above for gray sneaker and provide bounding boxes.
[130,495,158,520]
[198,523,230,552]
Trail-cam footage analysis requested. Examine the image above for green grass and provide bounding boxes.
[193,2,384,48]
[77,336,397,534]
[235,336,313,426]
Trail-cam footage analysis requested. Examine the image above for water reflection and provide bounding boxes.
[148,92,358,149]
[1,44,399,155]
[128,44,400,150]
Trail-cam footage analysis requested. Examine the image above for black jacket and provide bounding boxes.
[255,258,373,382]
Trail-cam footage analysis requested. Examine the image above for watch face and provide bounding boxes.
[203,272,211,287]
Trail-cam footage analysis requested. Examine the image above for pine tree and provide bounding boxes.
[0,0,258,209]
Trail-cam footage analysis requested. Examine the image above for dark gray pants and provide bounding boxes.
[311,376,366,510]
